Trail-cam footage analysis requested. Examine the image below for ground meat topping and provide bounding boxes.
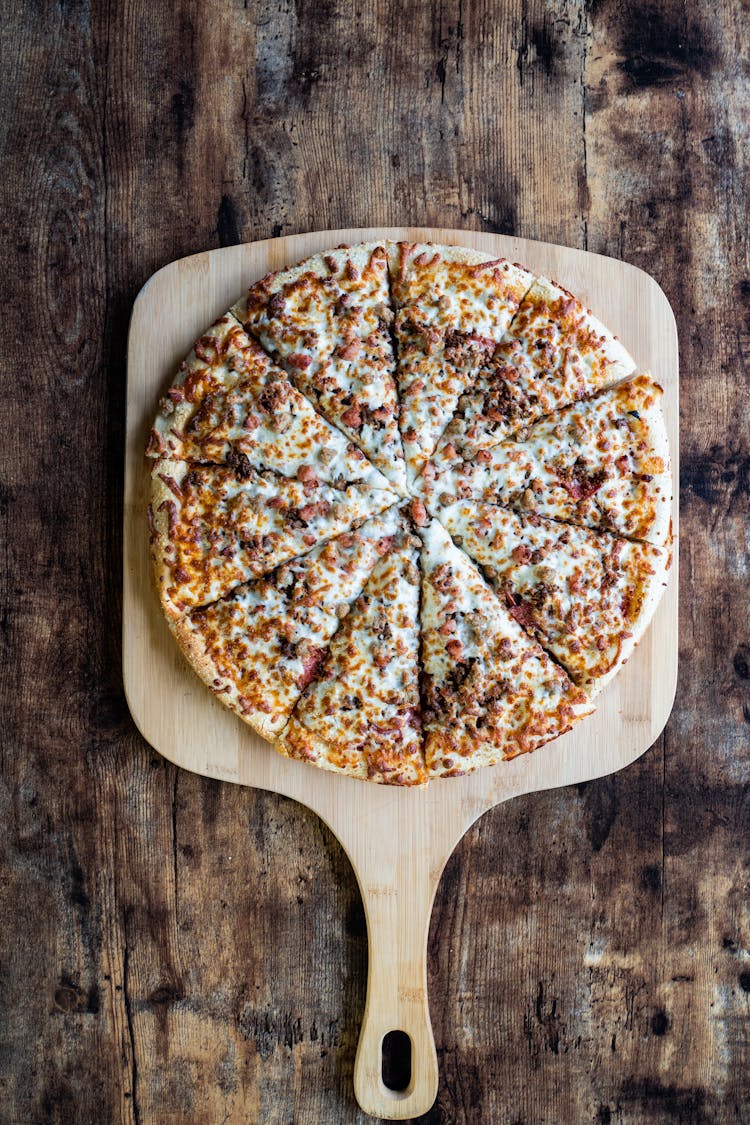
[226,449,253,480]
[337,339,361,360]
[296,464,319,487]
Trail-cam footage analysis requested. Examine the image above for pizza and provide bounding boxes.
[231,243,408,494]
[435,500,670,698]
[418,373,671,546]
[147,240,673,786]
[388,243,534,484]
[276,518,425,785]
[417,517,594,775]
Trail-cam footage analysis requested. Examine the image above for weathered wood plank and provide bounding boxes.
[1,0,748,1121]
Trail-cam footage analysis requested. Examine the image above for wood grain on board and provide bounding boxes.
[1,2,749,1123]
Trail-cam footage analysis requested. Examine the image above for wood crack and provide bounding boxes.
[122,917,141,1125]
[172,769,179,915]
[579,5,589,251]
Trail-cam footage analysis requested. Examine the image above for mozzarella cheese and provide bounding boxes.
[148,312,393,493]
[233,243,408,494]
[436,276,636,456]
[388,243,535,483]
[173,506,403,738]
[149,459,397,617]
[437,500,670,696]
[276,522,426,785]
[422,374,671,547]
[418,519,593,777]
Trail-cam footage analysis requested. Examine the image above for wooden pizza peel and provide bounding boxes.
[123,227,679,1119]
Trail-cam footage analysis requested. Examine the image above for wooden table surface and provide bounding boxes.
[2,2,748,1122]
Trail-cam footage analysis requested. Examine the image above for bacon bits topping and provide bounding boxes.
[511,545,532,565]
[157,499,178,537]
[409,498,429,527]
[157,473,183,500]
[341,403,362,429]
[193,336,217,363]
[558,465,608,501]
[296,464,319,488]
[508,599,536,630]
[146,428,166,457]
[297,504,318,523]
[337,339,361,361]
[375,536,395,557]
[370,404,392,422]
[287,352,312,369]
[296,644,327,690]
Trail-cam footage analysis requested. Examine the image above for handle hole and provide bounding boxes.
[381,1029,412,1092]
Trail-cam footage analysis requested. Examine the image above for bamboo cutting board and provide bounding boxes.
[123,227,679,1120]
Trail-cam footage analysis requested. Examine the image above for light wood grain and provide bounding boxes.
[123,225,678,1119]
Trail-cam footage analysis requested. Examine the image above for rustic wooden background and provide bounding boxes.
[2,1,748,1122]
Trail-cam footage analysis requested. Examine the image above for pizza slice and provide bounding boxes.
[232,243,408,494]
[417,517,593,778]
[437,500,670,698]
[388,242,535,483]
[276,519,426,786]
[420,374,671,546]
[149,459,398,617]
[434,276,636,459]
[171,506,402,739]
[145,313,251,460]
[146,312,391,493]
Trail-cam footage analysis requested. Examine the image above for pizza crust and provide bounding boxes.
[232,241,390,321]
[148,460,190,621]
[170,615,282,741]
[530,275,636,382]
[276,715,428,787]
[387,241,505,275]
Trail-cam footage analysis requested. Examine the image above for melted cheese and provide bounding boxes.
[421,374,671,547]
[149,312,392,493]
[437,500,669,696]
[389,243,535,484]
[176,506,403,736]
[277,523,426,785]
[150,459,397,615]
[418,519,592,776]
[233,243,407,494]
[436,276,636,456]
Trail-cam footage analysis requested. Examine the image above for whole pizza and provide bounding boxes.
[146,241,672,786]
